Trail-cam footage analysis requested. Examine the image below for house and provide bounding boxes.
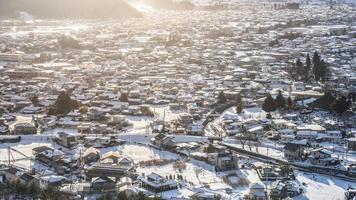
[297,124,326,134]
[207,150,238,171]
[316,130,343,144]
[284,140,308,160]
[186,123,204,136]
[40,175,68,189]
[22,106,42,114]
[78,122,91,134]
[117,177,133,191]
[224,120,242,135]
[243,119,260,128]
[117,157,133,167]
[190,190,220,200]
[85,164,133,179]
[33,147,76,175]
[138,172,178,193]
[101,151,122,164]
[13,122,37,135]
[269,180,302,199]
[269,181,288,200]
[247,125,264,137]
[177,113,193,127]
[83,147,100,164]
[56,117,80,128]
[90,176,117,193]
[309,148,333,159]
[0,166,40,187]
[87,107,110,121]
[345,187,356,200]
[309,148,339,166]
[257,164,285,181]
[280,134,295,144]
[53,132,78,148]
[151,133,176,149]
[272,119,290,130]
[295,131,319,141]
[0,118,10,135]
[249,182,267,200]
[347,138,356,151]
[91,124,114,135]
[32,145,53,156]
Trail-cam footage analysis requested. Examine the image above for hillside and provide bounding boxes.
[0,0,142,19]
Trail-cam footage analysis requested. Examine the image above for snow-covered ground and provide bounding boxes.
[125,105,184,135]
[120,144,179,162]
[295,170,354,200]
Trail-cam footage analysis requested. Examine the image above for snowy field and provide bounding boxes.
[125,105,184,135]
[295,171,354,200]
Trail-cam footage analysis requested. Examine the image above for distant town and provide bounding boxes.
[0,0,355,200]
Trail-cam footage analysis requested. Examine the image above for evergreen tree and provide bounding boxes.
[30,95,40,107]
[48,91,73,115]
[295,58,303,80]
[56,91,70,114]
[280,163,293,176]
[41,186,57,200]
[217,91,227,104]
[99,194,113,200]
[14,180,25,194]
[262,93,276,113]
[27,182,40,198]
[79,106,89,114]
[137,191,147,200]
[305,53,311,81]
[275,91,286,109]
[313,92,335,109]
[331,96,350,115]
[287,96,293,109]
[312,51,321,81]
[320,59,328,82]
[119,92,129,102]
[236,93,243,113]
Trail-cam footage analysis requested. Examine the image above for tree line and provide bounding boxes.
[262,91,292,118]
[311,92,352,115]
[292,51,328,82]
[0,180,63,200]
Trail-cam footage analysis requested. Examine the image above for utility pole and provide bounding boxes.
[266,139,269,157]
[7,147,10,166]
[162,109,166,133]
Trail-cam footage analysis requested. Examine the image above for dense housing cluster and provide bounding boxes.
[0,0,355,200]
